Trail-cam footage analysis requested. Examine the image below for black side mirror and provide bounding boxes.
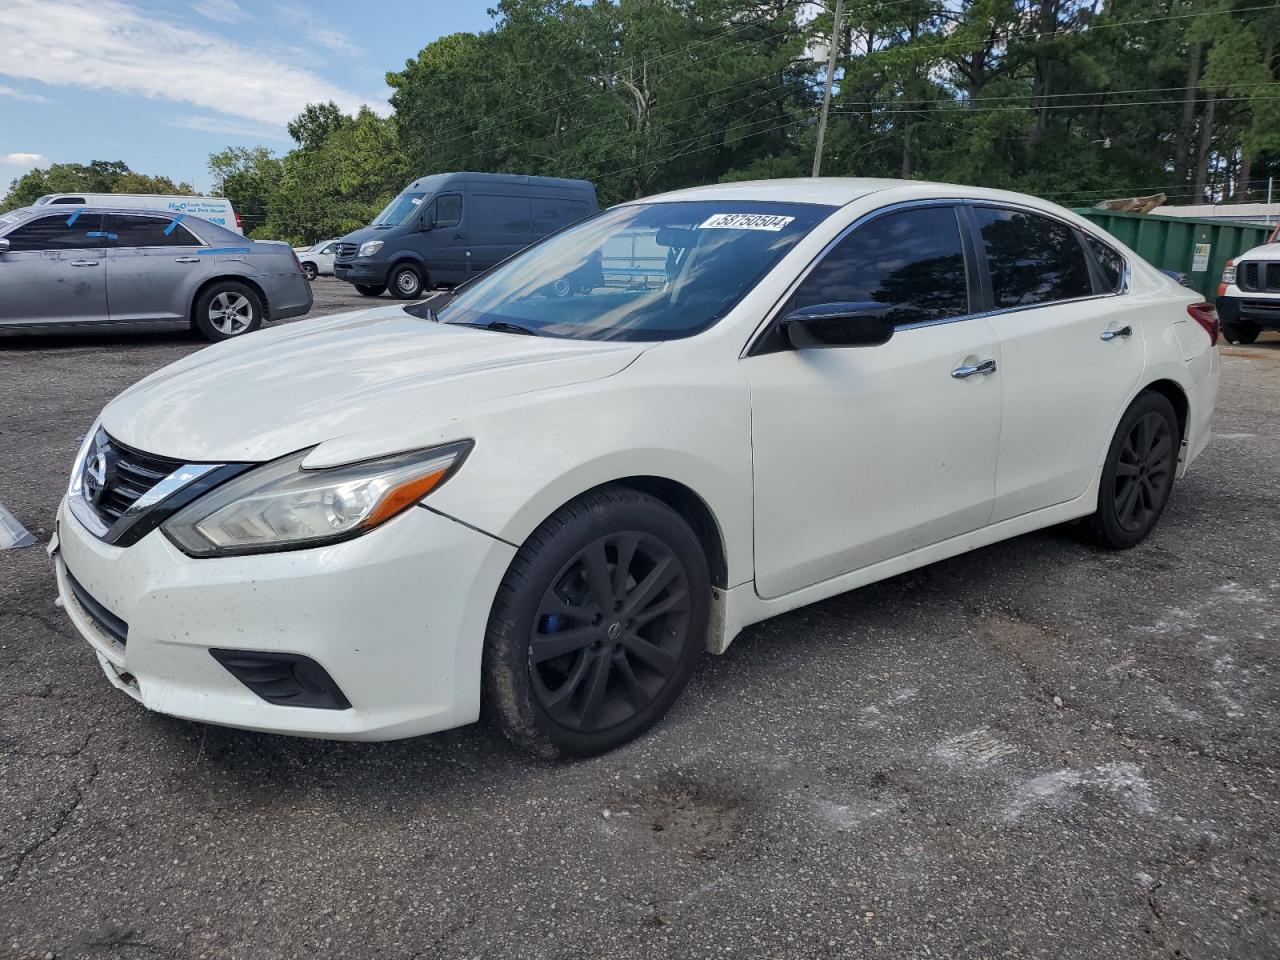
[779,301,895,349]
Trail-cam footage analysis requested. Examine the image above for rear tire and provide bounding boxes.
[193,281,263,342]
[1083,391,1179,549]
[483,488,710,759]
[1222,322,1260,345]
[354,284,386,297]
[389,263,425,300]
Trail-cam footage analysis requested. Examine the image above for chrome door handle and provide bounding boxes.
[951,358,998,379]
[1100,325,1133,341]
[70,259,98,267]
[174,256,201,263]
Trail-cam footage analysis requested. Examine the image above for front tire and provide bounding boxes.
[193,281,263,342]
[483,488,710,759]
[1222,322,1260,345]
[301,262,318,281]
[389,263,425,299]
[354,283,386,297]
[1083,391,1179,549]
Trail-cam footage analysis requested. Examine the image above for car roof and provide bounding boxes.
[631,177,1078,216]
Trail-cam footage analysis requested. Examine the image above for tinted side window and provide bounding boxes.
[787,206,970,327]
[1086,235,1125,293]
[974,207,1093,307]
[51,197,86,205]
[112,215,200,247]
[533,198,591,233]
[4,214,105,251]
[434,194,462,229]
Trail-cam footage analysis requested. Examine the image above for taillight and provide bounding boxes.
[1187,302,1219,345]
[235,210,243,229]
[289,248,303,274]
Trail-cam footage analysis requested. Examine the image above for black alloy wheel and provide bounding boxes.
[1084,390,1179,549]
[529,531,691,732]
[1112,410,1174,533]
[483,487,710,758]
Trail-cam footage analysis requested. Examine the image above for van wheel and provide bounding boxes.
[355,284,386,297]
[301,262,318,281]
[193,281,263,342]
[390,263,425,299]
[483,488,710,759]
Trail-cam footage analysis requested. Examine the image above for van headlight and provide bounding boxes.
[162,441,471,558]
[1221,261,1236,285]
[358,240,384,257]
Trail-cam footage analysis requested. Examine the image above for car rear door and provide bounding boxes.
[967,205,1147,522]
[469,192,533,275]
[104,214,208,323]
[0,212,108,326]
[743,203,1003,599]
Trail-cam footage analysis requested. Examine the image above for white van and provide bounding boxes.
[32,193,243,235]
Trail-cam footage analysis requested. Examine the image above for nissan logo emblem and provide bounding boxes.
[83,448,109,505]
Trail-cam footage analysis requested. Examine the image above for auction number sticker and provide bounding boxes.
[699,213,795,231]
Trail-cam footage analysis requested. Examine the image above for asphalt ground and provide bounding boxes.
[1,284,1278,959]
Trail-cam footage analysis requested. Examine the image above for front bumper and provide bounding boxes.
[53,496,515,740]
[1217,291,1280,330]
[333,259,389,285]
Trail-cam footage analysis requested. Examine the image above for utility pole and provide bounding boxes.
[812,0,845,178]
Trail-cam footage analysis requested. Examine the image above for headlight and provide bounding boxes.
[358,240,384,257]
[1221,261,1236,285]
[66,421,100,499]
[162,441,471,558]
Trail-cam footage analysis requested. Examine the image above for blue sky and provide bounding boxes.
[0,0,496,193]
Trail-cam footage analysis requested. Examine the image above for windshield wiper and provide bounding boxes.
[454,320,542,337]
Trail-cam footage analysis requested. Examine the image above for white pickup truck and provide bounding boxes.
[1219,224,1280,344]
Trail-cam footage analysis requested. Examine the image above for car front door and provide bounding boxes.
[0,212,108,326]
[969,206,1147,522]
[423,193,468,286]
[104,214,208,323]
[743,203,1004,599]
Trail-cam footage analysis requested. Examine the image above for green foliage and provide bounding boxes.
[1,160,195,212]
[193,0,1279,237]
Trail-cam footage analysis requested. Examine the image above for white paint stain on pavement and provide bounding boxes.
[1004,761,1156,821]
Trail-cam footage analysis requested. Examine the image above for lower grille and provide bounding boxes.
[1240,299,1280,320]
[66,569,128,646]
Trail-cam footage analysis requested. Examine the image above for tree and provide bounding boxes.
[1,160,194,212]
[209,146,282,236]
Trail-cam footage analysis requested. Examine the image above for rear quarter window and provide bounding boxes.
[1086,235,1126,293]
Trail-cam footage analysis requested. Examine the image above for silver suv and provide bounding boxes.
[0,206,312,341]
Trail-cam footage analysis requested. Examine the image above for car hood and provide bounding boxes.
[100,306,646,464]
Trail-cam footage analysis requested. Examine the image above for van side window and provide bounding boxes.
[111,215,200,247]
[434,194,462,229]
[533,199,589,233]
[973,207,1093,307]
[4,214,105,250]
[475,195,533,238]
[786,205,970,327]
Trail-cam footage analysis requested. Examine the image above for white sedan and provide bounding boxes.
[51,179,1220,758]
[295,238,339,281]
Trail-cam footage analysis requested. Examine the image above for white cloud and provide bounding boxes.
[303,22,363,56]
[1,152,45,166]
[194,0,250,23]
[0,0,386,129]
[0,84,49,103]
[173,115,291,141]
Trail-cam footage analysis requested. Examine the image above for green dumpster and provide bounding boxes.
[1072,208,1273,300]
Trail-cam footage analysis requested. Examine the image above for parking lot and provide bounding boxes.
[1,287,1278,958]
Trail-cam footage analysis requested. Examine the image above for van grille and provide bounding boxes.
[1238,261,1280,293]
[335,242,358,259]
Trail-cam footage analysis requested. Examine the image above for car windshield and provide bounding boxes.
[373,191,427,226]
[422,200,834,341]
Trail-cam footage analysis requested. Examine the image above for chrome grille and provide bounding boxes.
[87,432,184,527]
[335,242,358,259]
